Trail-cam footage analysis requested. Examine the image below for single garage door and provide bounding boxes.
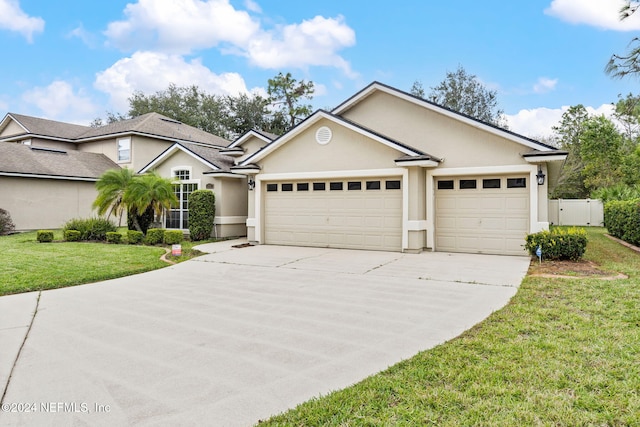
[264,177,403,251]
[435,175,529,256]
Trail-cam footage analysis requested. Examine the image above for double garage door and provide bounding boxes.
[435,175,529,256]
[264,177,403,251]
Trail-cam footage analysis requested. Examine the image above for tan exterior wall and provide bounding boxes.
[341,91,528,168]
[78,135,172,172]
[1,176,98,230]
[1,120,26,137]
[238,136,270,162]
[258,118,403,174]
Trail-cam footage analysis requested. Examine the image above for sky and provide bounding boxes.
[2,0,640,140]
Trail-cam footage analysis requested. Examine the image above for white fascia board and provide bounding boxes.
[0,172,98,182]
[230,168,260,175]
[524,154,568,163]
[395,159,439,167]
[202,172,244,179]
[430,164,535,176]
[227,130,271,148]
[256,168,403,181]
[138,143,220,174]
[333,83,554,152]
[241,111,420,166]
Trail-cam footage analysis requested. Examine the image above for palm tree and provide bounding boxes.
[92,168,135,225]
[123,171,178,232]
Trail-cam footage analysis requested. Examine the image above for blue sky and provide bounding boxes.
[2,0,640,138]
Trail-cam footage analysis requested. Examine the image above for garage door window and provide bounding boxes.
[366,180,381,190]
[330,182,343,191]
[483,178,501,189]
[460,179,477,189]
[313,182,326,191]
[266,183,278,192]
[437,180,454,190]
[507,178,527,188]
[386,180,401,190]
[281,183,293,192]
[297,183,309,191]
[348,181,362,190]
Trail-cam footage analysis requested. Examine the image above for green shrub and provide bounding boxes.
[37,230,54,243]
[604,199,640,245]
[0,208,15,235]
[188,190,215,241]
[62,217,117,241]
[127,230,144,244]
[524,227,588,261]
[64,230,81,242]
[106,232,122,244]
[164,230,183,245]
[145,228,165,245]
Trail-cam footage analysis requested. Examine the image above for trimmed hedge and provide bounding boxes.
[62,217,117,241]
[145,228,165,245]
[37,230,54,243]
[524,227,588,261]
[64,230,82,242]
[604,199,640,246]
[106,232,123,244]
[127,230,144,244]
[188,190,216,241]
[164,230,183,245]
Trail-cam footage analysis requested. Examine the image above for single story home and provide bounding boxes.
[234,82,567,256]
[0,112,272,235]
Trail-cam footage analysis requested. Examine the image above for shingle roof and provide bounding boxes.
[0,143,119,180]
[2,112,230,147]
[178,142,235,172]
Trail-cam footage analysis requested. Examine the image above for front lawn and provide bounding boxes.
[0,230,169,296]
[260,227,640,425]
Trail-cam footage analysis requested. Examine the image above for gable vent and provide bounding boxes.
[315,126,332,145]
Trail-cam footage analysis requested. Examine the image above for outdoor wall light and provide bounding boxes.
[248,178,255,190]
[536,166,546,186]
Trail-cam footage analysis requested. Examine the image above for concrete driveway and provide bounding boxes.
[0,241,530,426]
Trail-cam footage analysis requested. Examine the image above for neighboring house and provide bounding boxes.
[234,82,568,256]
[0,112,266,235]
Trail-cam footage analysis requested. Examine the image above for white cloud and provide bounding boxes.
[104,0,356,76]
[533,77,558,94]
[244,0,261,13]
[67,24,97,48]
[505,103,616,138]
[246,15,357,77]
[21,80,99,122]
[0,0,44,42]
[545,0,640,31]
[94,51,251,111]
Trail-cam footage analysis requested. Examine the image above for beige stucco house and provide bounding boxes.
[0,112,262,236]
[234,82,567,256]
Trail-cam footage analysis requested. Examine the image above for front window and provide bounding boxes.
[166,182,198,229]
[117,137,131,162]
[174,169,190,180]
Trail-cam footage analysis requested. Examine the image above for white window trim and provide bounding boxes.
[117,137,131,163]
[171,166,193,180]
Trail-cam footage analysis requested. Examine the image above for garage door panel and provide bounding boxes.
[264,177,402,251]
[435,175,529,256]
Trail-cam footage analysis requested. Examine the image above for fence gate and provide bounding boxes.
[548,199,604,226]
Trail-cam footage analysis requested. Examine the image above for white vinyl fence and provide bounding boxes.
[548,199,604,227]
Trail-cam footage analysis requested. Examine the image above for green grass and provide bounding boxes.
[260,228,640,426]
[0,230,170,296]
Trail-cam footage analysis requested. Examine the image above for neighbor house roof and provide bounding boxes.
[0,143,120,181]
[0,112,229,147]
[139,141,236,174]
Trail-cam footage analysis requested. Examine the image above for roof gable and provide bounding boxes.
[138,141,235,174]
[239,110,429,166]
[227,129,275,149]
[332,81,557,153]
[0,113,90,140]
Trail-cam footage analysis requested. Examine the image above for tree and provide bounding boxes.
[92,167,136,223]
[613,93,640,148]
[550,105,591,199]
[579,115,624,192]
[123,171,178,232]
[267,72,314,131]
[90,112,129,128]
[427,65,508,128]
[222,93,271,139]
[606,1,640,78]
[93,169,177,232]
[409,80,425,98]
